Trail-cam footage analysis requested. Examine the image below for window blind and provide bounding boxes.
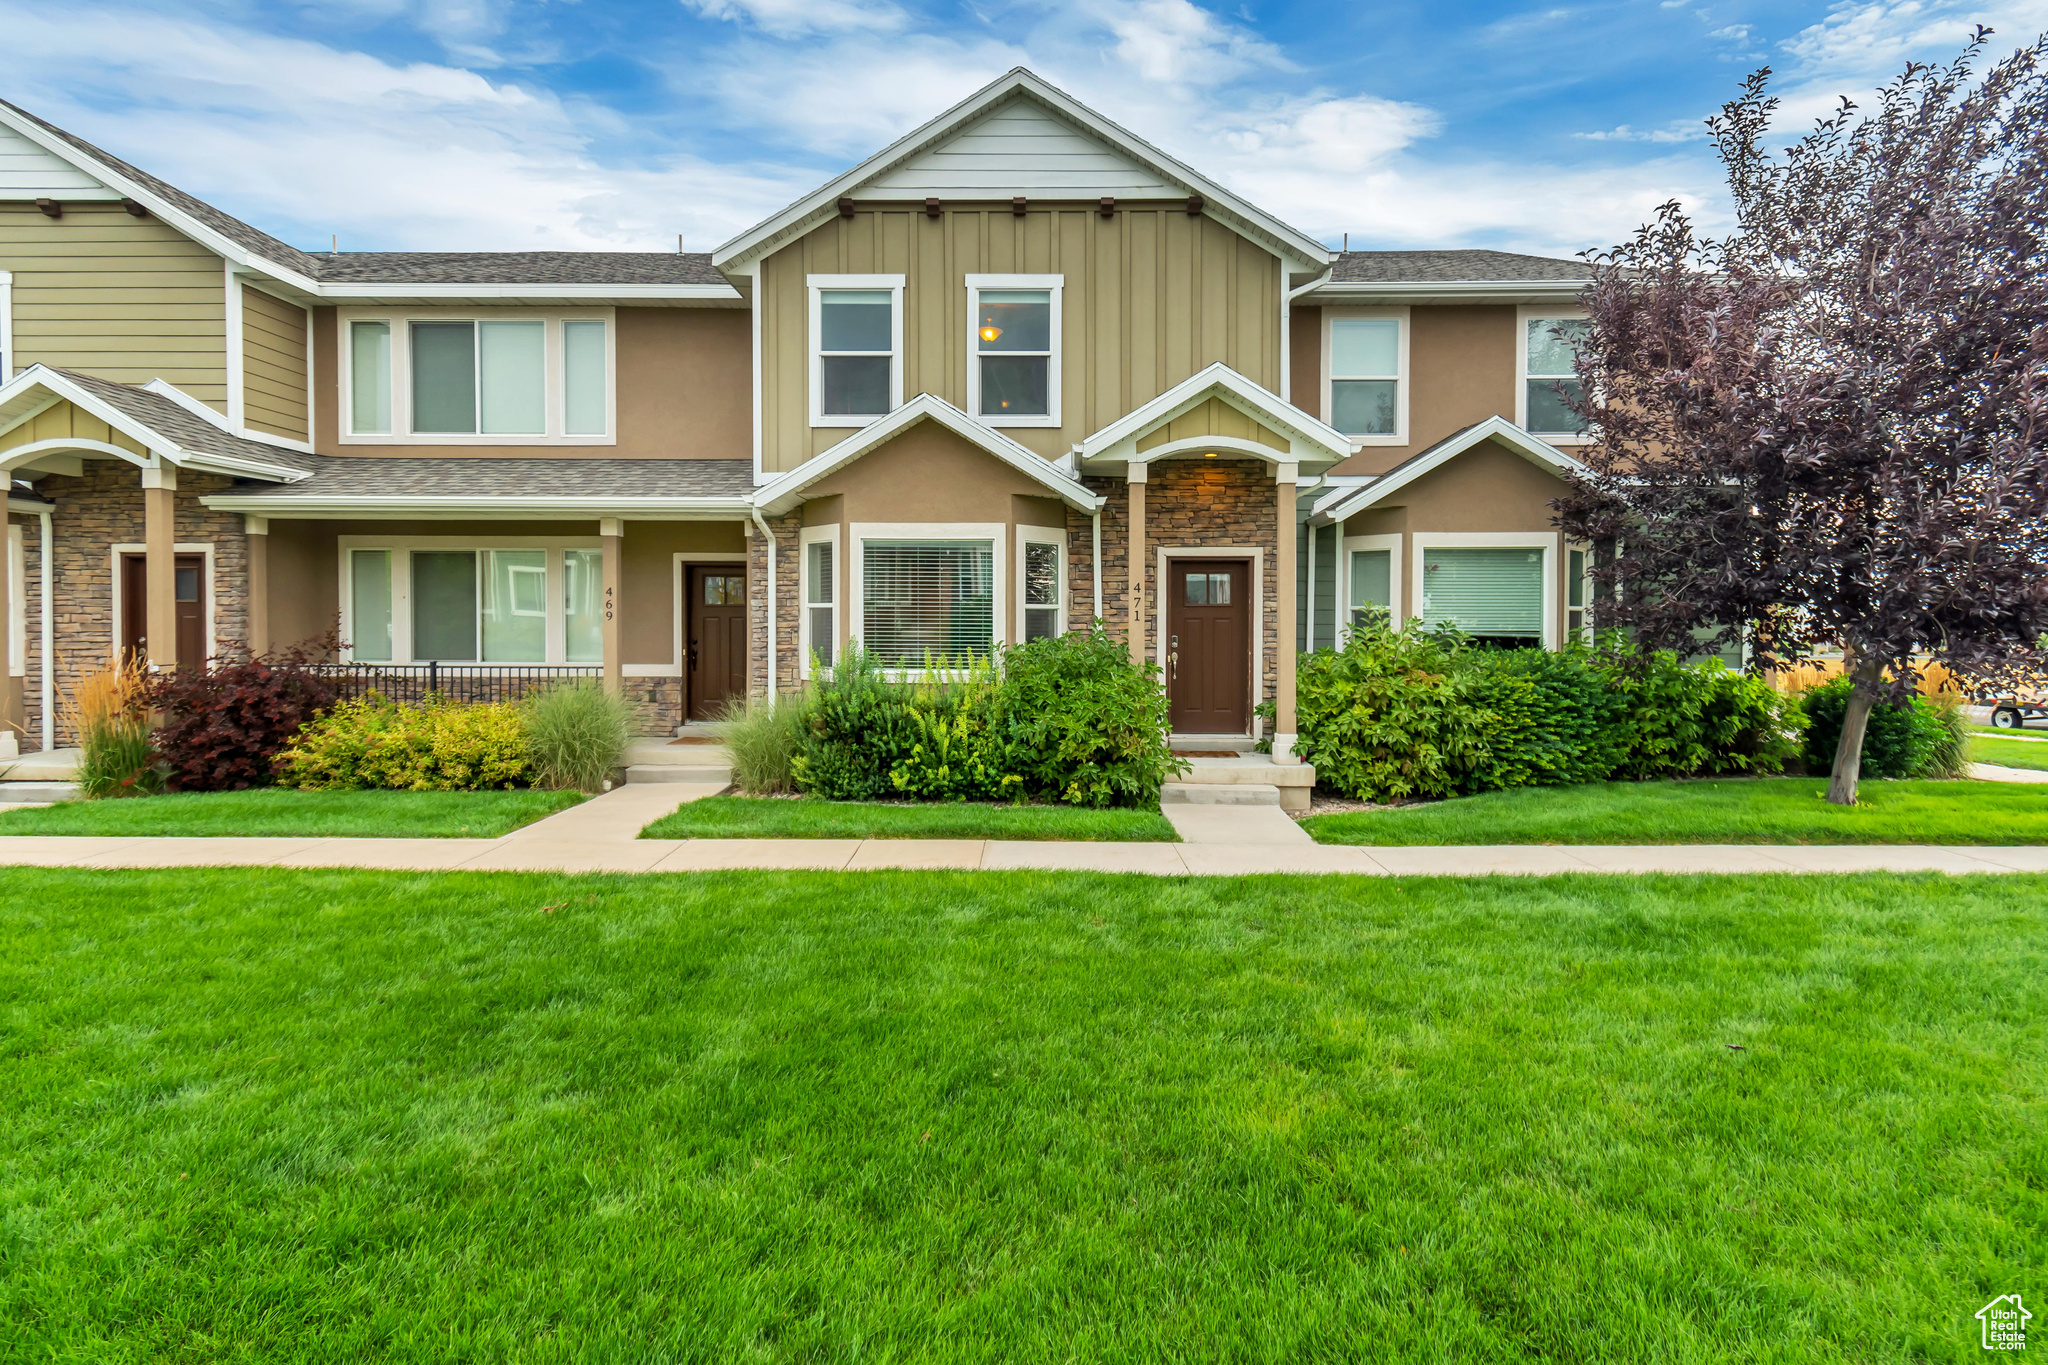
[1349,547,1391,630]
[862,541,993,665]
[1420,547,1543,638]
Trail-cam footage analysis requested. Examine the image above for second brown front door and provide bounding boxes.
[1165,558,1250,734]
[119,553,207,668]
[687,565,748,722]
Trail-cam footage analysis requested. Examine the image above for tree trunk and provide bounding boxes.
[1826,656,1885,806]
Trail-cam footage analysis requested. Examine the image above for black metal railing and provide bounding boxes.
[311,663,603,706]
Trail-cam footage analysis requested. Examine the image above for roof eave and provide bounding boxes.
[1305,279,1590,304]
[201,494,758,520]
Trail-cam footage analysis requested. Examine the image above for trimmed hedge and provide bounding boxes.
[274,694,529,791]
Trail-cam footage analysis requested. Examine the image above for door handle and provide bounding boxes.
[1169,651,1178,679]
[688,639,699,670]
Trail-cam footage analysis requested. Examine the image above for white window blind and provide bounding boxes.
[1525,317,1589,436]
[1349,548,1392,630]
[1331,317,1400,436]
[564,549,602,662]
[807,540,836,668]
[1023,541,1060,640]
[563,320,607,435]
[862,541,993,665]
[349,321,391,434]
[350,549,394,661]
[1420,547,1544,638]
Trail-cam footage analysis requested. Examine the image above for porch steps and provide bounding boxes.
[1163,754,1316,814]
[623,735,732,789]
[1162,782,1282,807]
[627,764,733,785]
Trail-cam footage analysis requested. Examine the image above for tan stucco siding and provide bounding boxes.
[0,203,227,408]
[1133,395,1288,454]
[620,521,749,667]
[0,398,148,459]
[1305,304,1520,478]
[307,305,751,459]
[241,284,309,441]
[759,204,1284,472]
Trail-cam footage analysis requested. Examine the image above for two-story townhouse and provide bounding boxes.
[0,69,1597,782]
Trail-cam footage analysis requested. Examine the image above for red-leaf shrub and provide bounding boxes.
[147,633,341,791]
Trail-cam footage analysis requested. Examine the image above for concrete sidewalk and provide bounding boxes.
[1,784,2046,875]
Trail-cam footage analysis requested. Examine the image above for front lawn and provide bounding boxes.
[1970,734,2048,772]
[641,795,1178,841]
[1304,776,2048,845]
[0,787,583,838]
[2,868,2041,1361]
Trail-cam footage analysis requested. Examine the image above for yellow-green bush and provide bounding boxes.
[275,693,529,791]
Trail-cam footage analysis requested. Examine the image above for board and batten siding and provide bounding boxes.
[240,282,309,441]
[0,203,228,409]
[759,204,1283,473]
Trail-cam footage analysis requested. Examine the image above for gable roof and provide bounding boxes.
[713,68,1333,272]
[1311,415,1589,523]
[1078,363,1354,471]
[753,393,1102,516]
[0,365,314,482]
[1331,250,1592,284]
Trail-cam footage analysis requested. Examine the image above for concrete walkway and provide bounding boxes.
[2,783,2046,875]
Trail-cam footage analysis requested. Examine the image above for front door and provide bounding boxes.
[687,565,748,722]
[1166,559,1250,734]
[119,553,207,667]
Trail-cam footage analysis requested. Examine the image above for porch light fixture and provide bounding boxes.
[1203,450,1217,457]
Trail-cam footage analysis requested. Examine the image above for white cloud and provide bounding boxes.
[1576,122,1707,143]
[683,0,910,38]
[1708,23,1755,41]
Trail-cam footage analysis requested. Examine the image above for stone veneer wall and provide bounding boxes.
[746,511,803,699]
[623,678,683,737]
[1067,457,1279,718]
[19,462,248,750]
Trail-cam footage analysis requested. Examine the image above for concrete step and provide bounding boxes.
[1162,781,1281,807]
[0,781,80,804]
[1171,755,1315,788]
[626,764,732,785]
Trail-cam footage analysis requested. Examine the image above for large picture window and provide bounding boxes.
[1420,546,1545,645]
[343,540,605,665]
[342,311,612,444]
[1327,311,1405,440]
[861,541,994,666]
[810,275,902,426]
[1522,314,1590,439]
[968,276,1061,426]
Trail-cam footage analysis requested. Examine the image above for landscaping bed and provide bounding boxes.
[1302,777,2048,845]
[0,788,583,839]
[3,866,2040,1360]
[640,794,1178,842]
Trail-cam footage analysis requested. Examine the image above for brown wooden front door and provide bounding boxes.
[119,553,207,668]
[687,565,748,722]
[1165,559,1250,734]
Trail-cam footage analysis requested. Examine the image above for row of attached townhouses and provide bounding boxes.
[0,69,1604,762]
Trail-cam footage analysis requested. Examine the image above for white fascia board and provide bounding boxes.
[0,365,308,483]
[306,282,743,302]
[711,69,1333,272]
[200,495,756,520]
[751,393,1102,517]
[1316,415,1589,523]
[1310,478,1374,517]
[1078,362,1352,465]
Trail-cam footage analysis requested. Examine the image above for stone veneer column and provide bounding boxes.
[1273,462,1298,759]
[143,464,176,668]
[1125,465,1146,666]
[600,518,623,696]
[244,516,270,657]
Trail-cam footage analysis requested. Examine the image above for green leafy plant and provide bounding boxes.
[719,694,807,795]
[66,656,164,799]
[790,647,923,800]
[1293,621,1492,802]
[275,693,528,791]
[1923,691,1971,779]
[1799,675,1947,780]
[991,629,1179,807]
[1605,647,1804,781]
[522,681,633,792]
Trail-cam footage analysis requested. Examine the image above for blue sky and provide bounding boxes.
[3,0,2041,257]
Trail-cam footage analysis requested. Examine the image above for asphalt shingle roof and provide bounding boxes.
[314,252,727,286]
[1329,250,1593,283]
[55,369,321,473]
[224,457,757,500]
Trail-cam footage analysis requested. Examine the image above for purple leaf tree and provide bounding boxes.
[1559,29,2048,803]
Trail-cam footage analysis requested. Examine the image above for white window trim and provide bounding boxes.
[809,274,904,429]
[966,273,1063,428]
[1016,525,1067,641]
[848,521,1006,673]
[0,269,15,381]
[1517,305,1592,445]
[1323,306,1409,446]
[108,543,216,665]
[1565,540,1594,643]
[1338,532,1403,640]
[799,524,841,680]
[338,307,617,446]
[1411,531,1559,649]
[338,535,603,665]
[1154,545,1264,739]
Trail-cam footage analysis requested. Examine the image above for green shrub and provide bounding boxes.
[1606,649,1804,781]
[1799,675,1948,779]
[991,629,1178,807]
[523,681,633,792]
[791,648,922,800]
[1925,692,1971,778]
[1294,622,1492,802]
[719,694,807,795]
[276,694,528,791]
[1465,646,1630,790]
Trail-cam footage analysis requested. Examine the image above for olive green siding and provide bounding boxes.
[758,204,1283,473]
[0,203,228,409]
[0,397,148,459]
[240,283,308,441]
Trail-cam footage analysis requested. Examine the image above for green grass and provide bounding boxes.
[1,867,2042,1362]
[1304,776,2048,846]
[640,794,1178,841]
[1970,734,2048,772]
[0,787,584,838]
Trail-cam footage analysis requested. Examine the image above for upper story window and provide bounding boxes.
[968,275,1062,427]
[1521,312,1590,441]
[341,310,613,445]
[1325,309,1407,444]
[809,275,903,427]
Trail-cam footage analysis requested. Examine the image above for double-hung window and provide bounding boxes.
[1349,547,1393,632]
[861,540,995,667]
[802,529,838,673]
[343,312,612,443]
[1020,532,1064,641]
[967,275,1061,426]
[1326,310,1406,441]
[344,541,605,664]
[810,276,902,426]
[1521,312,1590,440]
